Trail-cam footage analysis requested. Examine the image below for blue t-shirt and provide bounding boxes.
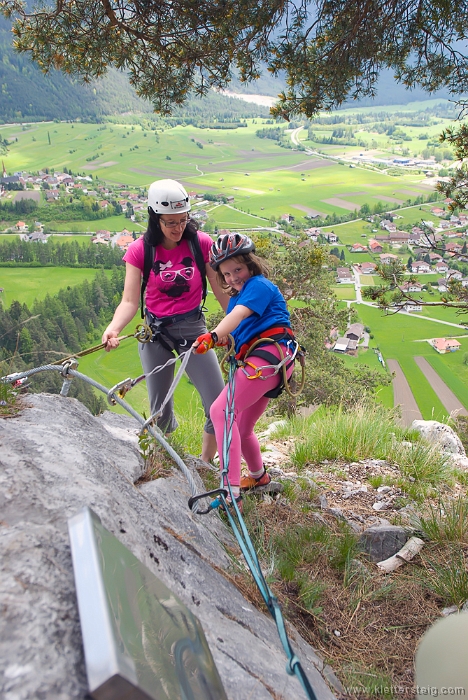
[227,275,290,351]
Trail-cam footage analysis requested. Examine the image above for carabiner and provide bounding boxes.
[243,360,262,380]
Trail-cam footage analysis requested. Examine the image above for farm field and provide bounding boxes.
[46,217,143,234]
[353,303,468,420]
[0,103,456,230]
[0,267,114,308]
[3,99,468,424]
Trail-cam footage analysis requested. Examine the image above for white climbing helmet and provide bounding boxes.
[147,179,191,214]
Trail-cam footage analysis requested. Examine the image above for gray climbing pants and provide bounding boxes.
[138,313,225,434]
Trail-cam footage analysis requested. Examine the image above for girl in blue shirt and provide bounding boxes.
[193,233,297,510]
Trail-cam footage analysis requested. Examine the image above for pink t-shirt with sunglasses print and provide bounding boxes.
[123,231,213,318]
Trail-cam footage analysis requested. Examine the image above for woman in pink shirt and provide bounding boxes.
[102,179,227,461]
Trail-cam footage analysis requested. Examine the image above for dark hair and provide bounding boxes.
[216,252,269,296]
[143,209,198,247]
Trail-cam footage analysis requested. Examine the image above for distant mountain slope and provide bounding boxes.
[0,18,149,121]
[0,18,270,122]
[0,15,454,123]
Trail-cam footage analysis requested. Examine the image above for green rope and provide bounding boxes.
[214,356,319,700]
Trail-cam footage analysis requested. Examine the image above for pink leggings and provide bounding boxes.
[210,344,295,486]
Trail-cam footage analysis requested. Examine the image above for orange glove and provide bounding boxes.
[194,332,217,354]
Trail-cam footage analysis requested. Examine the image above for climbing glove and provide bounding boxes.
[194,332,218,354]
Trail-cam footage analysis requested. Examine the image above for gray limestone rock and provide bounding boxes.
[411,420,465,457]
[0,393,337,700]
[359,524,408,562]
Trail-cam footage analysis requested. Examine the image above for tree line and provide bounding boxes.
[0,238,126,267]
[0,267,125,414]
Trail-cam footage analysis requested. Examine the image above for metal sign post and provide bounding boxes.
[68,507,228,700]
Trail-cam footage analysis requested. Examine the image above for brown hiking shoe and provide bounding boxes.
[240,469,271,491]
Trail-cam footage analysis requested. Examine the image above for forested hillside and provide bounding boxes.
[0,267,125,413]
[0,16,271,123]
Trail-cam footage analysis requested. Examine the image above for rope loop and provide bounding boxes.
[286,655,300,676]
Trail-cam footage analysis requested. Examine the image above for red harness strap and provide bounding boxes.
[235,326,294,361]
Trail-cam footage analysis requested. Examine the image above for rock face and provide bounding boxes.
[0,394,338,700]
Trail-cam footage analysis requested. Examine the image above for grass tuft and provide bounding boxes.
[417,496,468,544]
[420,548,468,607]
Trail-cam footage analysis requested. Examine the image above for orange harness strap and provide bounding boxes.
[235,326,294,361]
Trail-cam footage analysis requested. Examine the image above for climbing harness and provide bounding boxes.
[221,329,306,399]
[188,353,318,700]
[144,307,202,354]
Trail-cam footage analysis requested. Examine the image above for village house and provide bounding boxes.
[411,260,431,274]
[379,253,399,264]
[445,242,463,254]
[368,239,383,254]
[360,262,377,274]
[99,200,109,209]
[399,281,423,293]
[333,337,352,353]
[115,232,134,251]
[443,229,462,238]
[92,230,111,245]
[380,219,397,233]
[421,220,436,232]
[429,253,443,262]
[327,232,338,243]
[431,338,461,354]
[350,243,368,253]
[430,207,446,217]
[450,215,462,226]
[15,221,28,232]
[437,279,448,292]
[305,228,321,241]
[439,220,452,230]
[434,260,449,274]
[345,323,364,341]
[336,267,353,283]
[446,269,463,281]
[28,231,48,243]
[45,189,60,200]
[402,300,423,313]
[387,230,410,244]
[408,233,423,246]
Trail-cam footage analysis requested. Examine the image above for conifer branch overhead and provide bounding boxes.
[1,0,468,118]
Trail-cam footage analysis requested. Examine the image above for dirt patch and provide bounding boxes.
[322,198,360,212]
[414,356,468,417]
[14,191,40,202]
[83,161,118,170]
[387,359,422,427]
[293,204,327,217]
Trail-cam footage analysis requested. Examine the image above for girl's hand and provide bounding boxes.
[102,329,120,352]
[215,335,229,347]
[193,332,217,354]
